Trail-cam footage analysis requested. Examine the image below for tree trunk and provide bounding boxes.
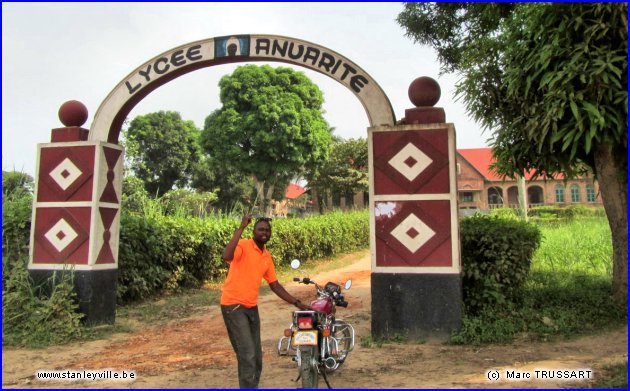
[593,141,628,304]
[316,189,326,214]
[254,180,265,214]
[517,174,528,221]
[264,184,275,216]
[253,180,275,216]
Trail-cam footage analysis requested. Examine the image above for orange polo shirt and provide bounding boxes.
[220,239,278,307]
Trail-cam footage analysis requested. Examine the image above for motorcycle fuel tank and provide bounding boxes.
[310,298,333,314]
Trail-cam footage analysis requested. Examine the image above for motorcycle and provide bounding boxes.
[277,259,356,389]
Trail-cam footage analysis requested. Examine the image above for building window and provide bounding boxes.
[462,192,473,202]
[488,187,503,206]
[586,185,596,203]
[456,163,461,175]
[527,186,544,205]
[555,185,565,203]
[571,185,581,203]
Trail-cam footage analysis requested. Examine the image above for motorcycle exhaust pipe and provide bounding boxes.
[324,357,337,370]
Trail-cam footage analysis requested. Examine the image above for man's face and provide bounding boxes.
[253,221,272,244]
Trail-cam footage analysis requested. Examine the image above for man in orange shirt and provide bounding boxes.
[221,214,309,389]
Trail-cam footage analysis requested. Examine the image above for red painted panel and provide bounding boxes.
[373,129,449,195]
[32,207,91,264]
[37,146,95,202]
[374,200,452,267]
[99,147,122,203]
[95,207,118,264]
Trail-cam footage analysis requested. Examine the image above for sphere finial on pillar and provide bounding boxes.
[403,76,445,124]
[58,100,88,127]
[408,76,441,107]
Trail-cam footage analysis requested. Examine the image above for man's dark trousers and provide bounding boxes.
[221,304,263,388]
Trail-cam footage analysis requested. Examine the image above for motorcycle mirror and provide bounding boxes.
[344,280,352,290]
[290,259,301,269]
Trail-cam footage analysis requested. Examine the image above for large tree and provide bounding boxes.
[307,138,369,212]
[398,2,628,302]
[124,111,201,196]
[191,156,257,213]
[201,64,333,215]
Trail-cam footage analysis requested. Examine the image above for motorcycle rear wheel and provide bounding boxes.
[299,345,319,389]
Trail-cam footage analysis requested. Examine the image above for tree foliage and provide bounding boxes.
[398,2,628,302]
[191,157,257,213]
[124,111,201,196]
[307,138,368,211]
[201,64,333,214]
[2,171,34,198]
[398,2,627,178]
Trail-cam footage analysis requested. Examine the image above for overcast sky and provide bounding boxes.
[2,2,490,177]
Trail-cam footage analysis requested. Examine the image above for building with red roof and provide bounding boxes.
[284,183,306,199]
[287,148,602,215]
[273,183,308,217]
[456,148,601,212]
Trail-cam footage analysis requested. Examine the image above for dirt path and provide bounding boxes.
[2,251,627,388]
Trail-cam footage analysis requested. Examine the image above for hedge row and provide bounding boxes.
[3,193,541,314]
[117,210,369,302]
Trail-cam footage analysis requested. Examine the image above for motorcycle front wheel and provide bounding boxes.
[298,345,319,389]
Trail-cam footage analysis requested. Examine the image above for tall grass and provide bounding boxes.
[532,218,612,278]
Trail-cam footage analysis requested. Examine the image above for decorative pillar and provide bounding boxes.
[369,77,462,340]
[28,100,123,325]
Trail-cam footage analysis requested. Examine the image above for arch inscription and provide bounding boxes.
[90,34,396,143]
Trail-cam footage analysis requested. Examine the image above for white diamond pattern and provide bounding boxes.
[390,213,436,253]
[49,158,82,191]
[44,218,79,253]
[387,143,433,182]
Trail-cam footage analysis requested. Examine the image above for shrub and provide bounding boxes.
[268,211,369,265]
[2,193,32,262]
[2,257,84,347]
[460,215,541,314]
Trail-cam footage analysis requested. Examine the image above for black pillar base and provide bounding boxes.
[371,273,462,340]
[29,269,118,325]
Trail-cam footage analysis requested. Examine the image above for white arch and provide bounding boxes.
[89,34,396,143]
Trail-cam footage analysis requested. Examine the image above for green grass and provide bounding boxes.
[452,216,625,345]
[589,361,628,388]
[532,217,612,278]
